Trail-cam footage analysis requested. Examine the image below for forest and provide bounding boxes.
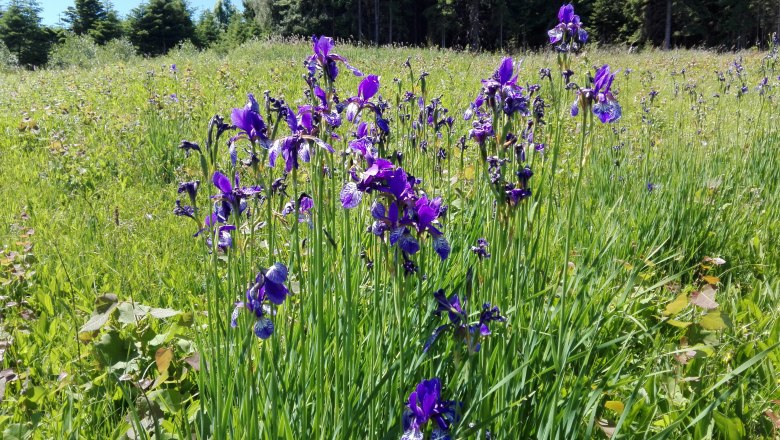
[1,0,779,69]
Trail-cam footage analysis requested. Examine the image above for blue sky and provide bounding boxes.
[37,0,237,26]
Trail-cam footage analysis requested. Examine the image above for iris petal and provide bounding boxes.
[254,317,274,339]
[340,182,363,209]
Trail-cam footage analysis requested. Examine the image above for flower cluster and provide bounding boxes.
[571,64,622,123]
[548,3,588,53]
[423,289,505,354]
[306,35,363,84]
[342,74,390,132]
[341,154,450,261]
[338,76,450,263]
[231,263,290,339]
[230,93,272,150]
[466,57,541,208]
[188,171,263,252]
[401,378,460,440]
[466,57,531,120]
[270,104,336,173]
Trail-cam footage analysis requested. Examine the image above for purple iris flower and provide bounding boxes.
[231,263,289,339]
[471,238,490,260]
[340,156,414,209]
[282,194,314,224]
[401,378,460,440]
[469,117,494,146]
[572,65,622,123]
[478,303,506,336]
[204,224,235,252]
[306,35,363,83]
[197,171,261,232]
[548,3,588,52]
[343,75,390,132]
[312,84,342,128]
[173,200,195,219]
[348,121,376,158]
[178,180,199,206]
[269,105,335,173]
[411,196,450,260]
[472,57,530,118]
[231,94,272,149]
[211,171,263,208]
[424,290,505,354]
[178,140,201,157]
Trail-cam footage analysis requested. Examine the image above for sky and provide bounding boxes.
[37,0,235,26]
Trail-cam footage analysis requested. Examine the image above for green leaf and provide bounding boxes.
[713,411,745,440]
[699,310,729,330]
[79,294,119,334]
[149,389,182,414]
[116,302,151,324]
[149,307,180,319]
[662,292,688,317]
[2,423,31,440]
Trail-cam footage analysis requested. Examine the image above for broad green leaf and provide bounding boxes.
[666,319,692,328]
[149,307,180,319]
[116,302,151,324]
[663,292,688,316]
[79,297,119,334]
[2,423,31,440]
[155,347,173,374]
[713,411,745,440]
[148,389,182,415]
[700,310,729,330]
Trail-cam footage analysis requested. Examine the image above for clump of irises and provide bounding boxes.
[341,153,450,261]
[231,263,290,339]
[571,64,622,123]
[548,3,588,53]
[423,289,505,354]
[465,57,542,208]
[401,378,460,440]
[340,75,451,264]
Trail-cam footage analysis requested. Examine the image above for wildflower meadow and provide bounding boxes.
[1,4,779,439]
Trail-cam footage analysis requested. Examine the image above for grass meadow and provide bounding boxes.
[0,39,779,439]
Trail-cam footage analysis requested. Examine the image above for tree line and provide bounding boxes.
[1,0,779,69]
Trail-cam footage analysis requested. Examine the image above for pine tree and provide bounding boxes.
[63,0,106,35]
[128,0,195,55]
[195,10,221,48]
[214,0,236,30]
[0,0,53,67]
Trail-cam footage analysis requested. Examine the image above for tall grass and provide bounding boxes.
[0,40,778,439]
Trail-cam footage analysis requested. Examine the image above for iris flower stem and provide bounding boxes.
[558,111,590,365]
[540,68,565,307]
[342,202,353,434]
[313,139,327,439]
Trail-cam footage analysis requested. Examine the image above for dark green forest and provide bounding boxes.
[1,0,779,68]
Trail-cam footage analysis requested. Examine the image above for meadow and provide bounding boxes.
[0,33,779,439]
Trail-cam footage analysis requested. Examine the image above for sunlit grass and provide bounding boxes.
[0,39,778,439]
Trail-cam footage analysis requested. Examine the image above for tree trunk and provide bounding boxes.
[499,6,503,51]
[357,0,362,41]
[664,0,672,50]
[374,0,379,45]
[388,0,393,44]
[469,0,480,51]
